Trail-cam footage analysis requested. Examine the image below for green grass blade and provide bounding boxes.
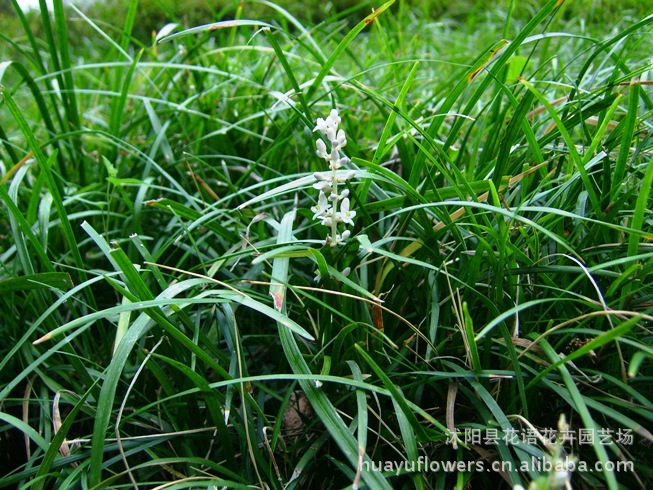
[0,272,72,294]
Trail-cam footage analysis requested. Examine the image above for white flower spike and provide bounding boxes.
[311,109,356,246]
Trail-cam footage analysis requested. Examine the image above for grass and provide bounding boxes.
[1,0,653,488]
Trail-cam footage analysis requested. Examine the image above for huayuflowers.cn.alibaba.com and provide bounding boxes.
[360,456,634,476]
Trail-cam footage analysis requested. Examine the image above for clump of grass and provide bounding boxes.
[1,0,652,488]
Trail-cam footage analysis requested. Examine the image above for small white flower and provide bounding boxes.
[313,180,333,193]
[313,171,331,181]
[310,191,331,219]
[334,129,347,150]
[335,169,356,182]
[551,468,570,487]
[329,230,351,247]
[316,139,329,160]
[327,109,341,126]
[336,198,356,226]
[329,188,349,202]
[314,109,341,134]
[325,127,336,144]
[330,155,350,171]
[330,147,339,162]
[313,117,328,134]
[321,215,333,227]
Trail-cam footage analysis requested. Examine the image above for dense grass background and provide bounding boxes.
[1,0,652,488]
[2,0,652,43]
